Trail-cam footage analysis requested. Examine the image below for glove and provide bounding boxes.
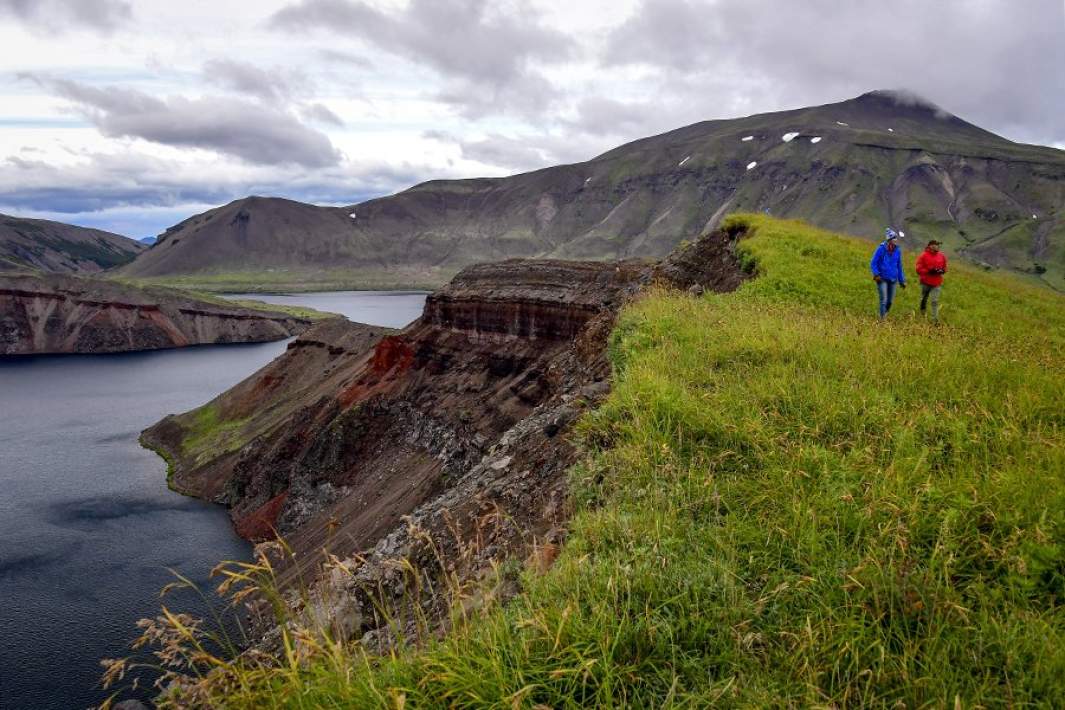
[873,275,882,283]
[899,283,906,289]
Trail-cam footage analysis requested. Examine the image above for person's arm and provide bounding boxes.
[870,246,883,280]
[941,255,947,274]
[897,251,906,286]
[915,252,928,276]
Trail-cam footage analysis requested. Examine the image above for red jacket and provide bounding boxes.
[916,249,947,287]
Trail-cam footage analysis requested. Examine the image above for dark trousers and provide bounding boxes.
[920,283,942,321]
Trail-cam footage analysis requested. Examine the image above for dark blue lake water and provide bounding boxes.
[0,292,425,709]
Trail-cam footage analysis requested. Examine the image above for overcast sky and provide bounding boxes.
[1,0,1063,238]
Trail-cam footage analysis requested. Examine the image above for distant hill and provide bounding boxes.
[139,236,158,246]
[116,91,1065,290]
[0,214,144,274]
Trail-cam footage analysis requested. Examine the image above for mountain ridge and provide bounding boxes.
[0,213,144,274]
[116,91,1065,289]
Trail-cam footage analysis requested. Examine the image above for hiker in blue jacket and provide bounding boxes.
[870,228,907,320]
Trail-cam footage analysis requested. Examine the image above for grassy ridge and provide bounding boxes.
[182,292,337,321]
[144,215,1065,708]
[119,269,451,294]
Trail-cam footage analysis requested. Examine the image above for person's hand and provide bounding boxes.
[873,275,882,283]
[899,282,906,289]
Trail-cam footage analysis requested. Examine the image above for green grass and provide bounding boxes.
[103,279,337,320]
[181,404,251,468]
[118,268,450,293]
[183,292,337,321]
[137,215,1065,708]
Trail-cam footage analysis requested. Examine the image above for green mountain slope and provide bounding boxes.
[123,215,1065,708]
[0,213,144,274]
[118,91,1065,290]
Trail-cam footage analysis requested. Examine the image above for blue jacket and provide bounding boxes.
[870,242,906,284]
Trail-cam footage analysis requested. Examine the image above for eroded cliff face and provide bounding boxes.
[0,273,312,355]
[141,228,747,643]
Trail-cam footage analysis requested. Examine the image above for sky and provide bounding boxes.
[1,0,1063,239]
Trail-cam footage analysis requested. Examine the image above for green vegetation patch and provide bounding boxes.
[185,292,337,321]
[120,268,450,293]
[180,403,251,468]
[40,235,135,268]
[145,216,1065,708]
[104,279,337,320]
[138,433,178,487]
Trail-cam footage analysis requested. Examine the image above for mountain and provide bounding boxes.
[0,214,144,274]
[139,236,158,245]
[115,197,419,292]
[116,91,1065,290]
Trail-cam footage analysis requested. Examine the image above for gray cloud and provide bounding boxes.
[0,149,431,236]
[24,75,341,168]
[436,72,563,120]
[603,0,1065,146]
[0,152,234,215]
[562,97,665,140]
[203,59,345,129]
[269,0,574,117]
[203,59,309,103]
[0,0,131,33]
[426,130,548,171]
[424,129,606,172]
[317,48,374,69]
[301,102,344,127]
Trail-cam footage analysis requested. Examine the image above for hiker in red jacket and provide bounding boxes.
[915,240,948,322]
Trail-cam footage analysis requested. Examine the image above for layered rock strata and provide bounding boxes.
[0,273,312,355]
[142,227,747,642]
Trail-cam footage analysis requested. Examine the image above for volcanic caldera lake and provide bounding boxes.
[0,291,425,708]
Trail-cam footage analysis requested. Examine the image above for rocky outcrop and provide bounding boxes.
[141,227,747,643]
[0,273,313,355]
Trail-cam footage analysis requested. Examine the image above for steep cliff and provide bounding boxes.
[141,227,747,641]
[0,273,314,355]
